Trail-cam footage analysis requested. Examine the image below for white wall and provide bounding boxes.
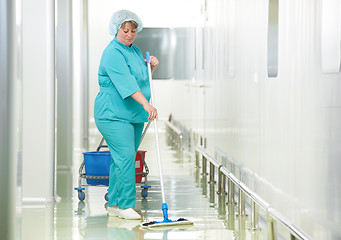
[170,0,341,239]
[22,0,55,203]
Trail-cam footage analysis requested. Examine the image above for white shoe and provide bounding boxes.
[118,208,141,220]
[107,206,119,217]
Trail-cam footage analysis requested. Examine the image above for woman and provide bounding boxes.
[94,9,159,220]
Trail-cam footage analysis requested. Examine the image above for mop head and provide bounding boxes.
[142,194,194,229]
[140,218,193,229]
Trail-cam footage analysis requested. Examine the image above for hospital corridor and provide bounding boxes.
[1,0,341,240]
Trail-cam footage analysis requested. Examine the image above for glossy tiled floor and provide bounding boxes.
[21,122,269,240]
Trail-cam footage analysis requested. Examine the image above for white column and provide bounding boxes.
[56,0,73,169]
[0,0,20,239]
[22,0,56,203]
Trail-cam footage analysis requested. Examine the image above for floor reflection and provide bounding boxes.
[21,127,270,240]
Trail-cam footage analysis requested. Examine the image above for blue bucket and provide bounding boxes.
[83,151,111,186]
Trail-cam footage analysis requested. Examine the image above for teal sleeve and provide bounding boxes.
[102,49,141,99]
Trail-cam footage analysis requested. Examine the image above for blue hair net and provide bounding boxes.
[109,9,143,36]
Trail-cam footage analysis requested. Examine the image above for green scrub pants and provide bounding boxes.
[95,120,144,209]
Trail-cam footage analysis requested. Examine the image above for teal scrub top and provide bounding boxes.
[94,37,150,123]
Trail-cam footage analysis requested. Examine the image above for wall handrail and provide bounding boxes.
[268,208,311,240]
[195,146,220,168]
[195,145,312,240]
[165,121,182,137]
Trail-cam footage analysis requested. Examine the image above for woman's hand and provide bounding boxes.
[143,102,158,121]
[145,56,159,74]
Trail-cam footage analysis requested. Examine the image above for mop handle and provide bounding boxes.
[146,52,166,204]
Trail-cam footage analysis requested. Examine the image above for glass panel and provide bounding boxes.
[134,28,173,79]
[134,27,196,80]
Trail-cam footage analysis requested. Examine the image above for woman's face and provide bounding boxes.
[116,22,137,46]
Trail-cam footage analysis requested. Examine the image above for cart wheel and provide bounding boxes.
[78,191,85,201]
[104,192,109,201]
[141,189,148,198]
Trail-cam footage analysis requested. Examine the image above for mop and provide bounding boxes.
[140,52,193,228]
